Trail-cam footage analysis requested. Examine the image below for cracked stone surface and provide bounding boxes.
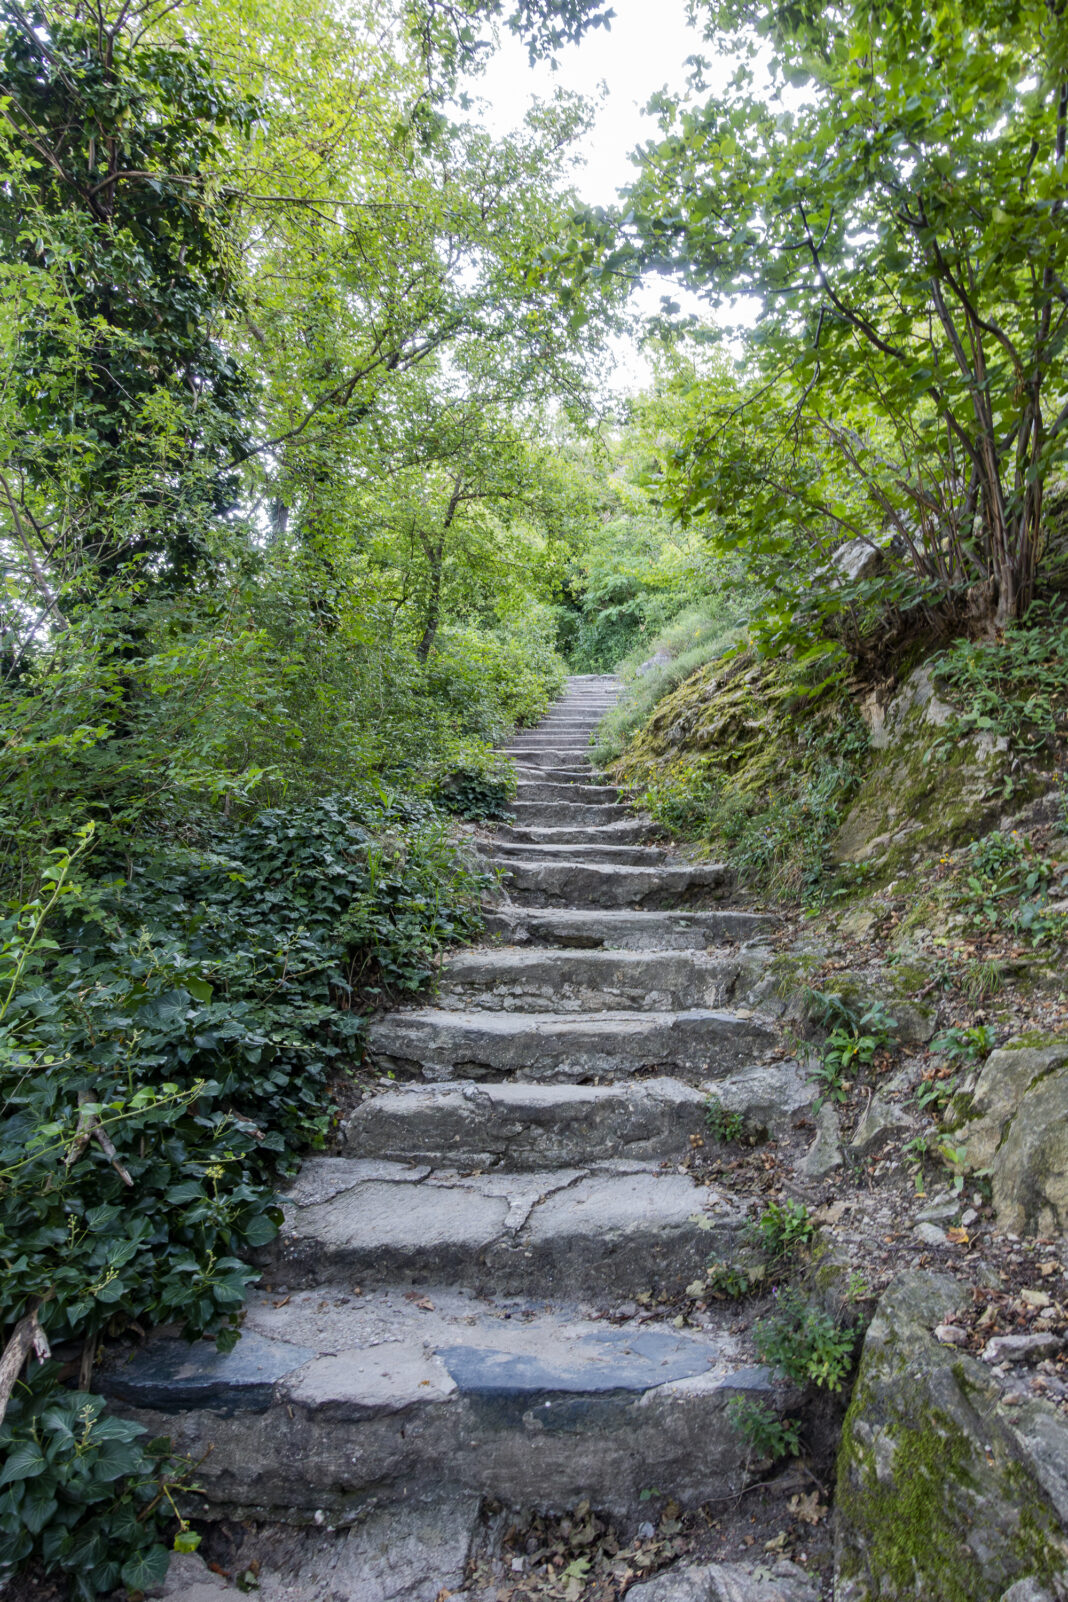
[432,946,750,1013]
[264,1157,743,1293]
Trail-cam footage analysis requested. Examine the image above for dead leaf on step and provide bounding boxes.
[789,1490,828,1525]
[404,1292,435,1311]
[764,1529,789,1553]
[946,1227,970,1246]
[813,1201,847,1225]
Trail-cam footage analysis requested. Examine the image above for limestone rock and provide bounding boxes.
[834,1270,1068,1601]
[850,1094,914,1155]
[798,1103,842,1180]
[999,1581,1060,1602]
[625,1558,819,1601]
[831,663,1021,870]
[957,1037,1068,1235]
[710,1060,812,1135]
[152,1552,234,1600]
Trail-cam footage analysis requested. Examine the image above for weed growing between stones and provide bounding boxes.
[703,1096,746,1143]
[750,1200,817,1262]
[754,1291,856,1394]
[725,1396,803,1464]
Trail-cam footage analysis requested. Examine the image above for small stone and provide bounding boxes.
[913,1222,948,1247]
[934,1324,967,1346]
[914,1198,959,1224]
[982,1332,1064,1364]
[961,1207,978,1227]
[1020,1288,1052,1309]
[637,1520,656,1540]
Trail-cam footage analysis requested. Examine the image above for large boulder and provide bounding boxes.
[834,1272,1068,1602]
[956,1036,1068,1236]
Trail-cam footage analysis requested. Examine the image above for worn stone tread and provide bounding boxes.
[490,857,732,909]
[483,906,776,949]
[344,1077,708,1166]
[259,1157,744,1294]
[487,840,670,867]
[430,946,759,1013]
[365,1004,775,1082]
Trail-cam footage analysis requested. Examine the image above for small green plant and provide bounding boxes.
[754,1290,856,1392]
[903,1134,930,1193]
[693,1257,764,1299]
[726,1395,802,1461]
[807,996,897,1110]
[846,1271,871,1302]
[954,830,1068,949]
[961,956,1008,1001]
[750,1199,816,1260]
[704,1096,745,1142]
[915,1073,958,1114]
[930,1024,997,1063]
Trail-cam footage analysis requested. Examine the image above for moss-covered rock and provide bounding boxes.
[834,1272,1068,1602]
[954,1037,1068,1235]
[831,665,1027,878]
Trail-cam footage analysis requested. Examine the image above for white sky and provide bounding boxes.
[468,0,736,393]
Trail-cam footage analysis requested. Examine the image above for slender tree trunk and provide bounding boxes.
[417,542,444,662]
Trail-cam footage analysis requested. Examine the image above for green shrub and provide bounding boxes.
[0,1386,175,1600]
[932,600,1068,759]
[726,1395,802,1461]
[750,1199,816,1260]
[754,1290,856,1392]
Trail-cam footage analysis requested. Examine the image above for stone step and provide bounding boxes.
[489,858,731,909]
[365,1005,775,1083]
[511,765,596,784]
[503,748,596,767]
[102,1286,770,1523]
[487,840,670,867]
[103,1287,772,1524]
[496,820,654,845]
[345,1077,707,1167]
[509,801,632,825]
[264,1158,743,1296]
[513,781,620,804]
[484,906,778,949]
[432,946,755,1012]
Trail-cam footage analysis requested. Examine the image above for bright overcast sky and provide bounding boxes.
[469,0,733,392]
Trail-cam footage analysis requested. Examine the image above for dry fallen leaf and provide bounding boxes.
[946,1227,970,1246]
[790,1490,828,1525]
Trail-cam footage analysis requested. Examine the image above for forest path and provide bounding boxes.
[105,676,801,1600]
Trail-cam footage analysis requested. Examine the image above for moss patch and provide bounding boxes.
[836,1301,1068,1600]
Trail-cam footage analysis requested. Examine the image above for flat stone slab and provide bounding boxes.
[430,947,748,1013]
[365,1005,775,1083]
[487,840,670,867]
[345,1078,707,1168]
[262,1157,744,1294]
[490,858,732,909]
[514,782,621,804]
[497,820,654,846]
[508,802,632,826]
[104,1285,772,1520]
[484,907,777,949]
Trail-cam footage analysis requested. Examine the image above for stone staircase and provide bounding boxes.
[102,674,790,1582]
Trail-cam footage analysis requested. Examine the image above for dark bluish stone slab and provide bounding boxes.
[101,1331,315,1414]
[438,1327,714,1398]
